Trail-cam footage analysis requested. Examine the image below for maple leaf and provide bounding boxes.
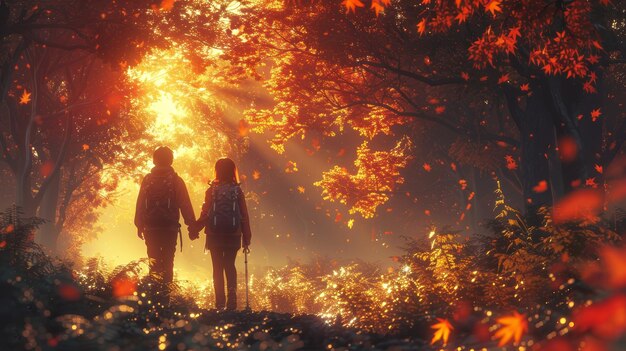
[417,18,427,36]
[431,318,453,346]
[370,0,384,16]
[485,0,502,17]
[461,72,470,81]
[585,177,598,188]
[297,186,305,193]
[505,155,518,170]
[497,73,510,84]
[160,0,175,11]
[494,311,528,346]
[423,163,432,172]
[343,0,364,14]
[591,108,602,122]
[252,170,261,180]
[435,106,446,114]
[520,83,530,92]
[82,144,90,151]
[533,180,548,193]
[19,89,31,105]
[595,164,603,174]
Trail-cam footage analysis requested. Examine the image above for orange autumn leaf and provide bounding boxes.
[417,18,427,36]
[297,186,305,193]
[532,180,548,193]
[342,0,364,13]
[497,73,510,84]
[595,164,603,174]
[591,108,602,122]
[485,0,502,17]
[370,0,385,16]
[431,318,453,346]
[552,188,603,224]
[494,311,528,346]
[520,83,530,92]
[112,277,137,298]
[82,144,90,151]
[160,0,175,11]
[435,106,446,114]
[238,119,249,137]
[2,224,14,234]
[19,89,31,105]
[423,163,432,172]
[252,170,261,180]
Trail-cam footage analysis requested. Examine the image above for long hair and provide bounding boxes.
[214,158,239,184]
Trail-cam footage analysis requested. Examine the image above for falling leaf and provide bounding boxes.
[552,188,603,224]
[252,170,261,180]
[520,83,530,92]
[343,0,364,13]
[594,164,603,174]
[533,180,548,193]
[497,73,510,84]
[238,119,249,137]
[2,224,14,234]
[431,318,453,346]
[585,177,598,188]
[591,108,602,122]
[297,186,305,193]
[82,144,90,151]
[574,294,626,340]
[40,161,55,178]
[423,163,432,172]
[435,106,446,114]
[347,219,355,229]
[461,72,470,81]
[558,136,578,162]
[160,0,176,11]
[505,155,518,170]
[485,0,502,17]
[599,246,626,289]
[417,18,427,36]
[19,89,31,105]
[494,311,528,346]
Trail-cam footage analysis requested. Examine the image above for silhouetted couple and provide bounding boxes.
[134,146,252,310]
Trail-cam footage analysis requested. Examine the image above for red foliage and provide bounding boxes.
[112,277,137,298]
[552,189,603,224]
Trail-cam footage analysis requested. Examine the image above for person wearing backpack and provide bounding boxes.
[189,157,252,310]
[134,146,196,302]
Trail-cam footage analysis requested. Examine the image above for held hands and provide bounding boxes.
[188,229,200,241]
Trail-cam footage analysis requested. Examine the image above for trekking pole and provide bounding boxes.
[244,247,251,311]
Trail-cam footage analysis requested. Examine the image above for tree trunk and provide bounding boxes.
[37,171,61,252]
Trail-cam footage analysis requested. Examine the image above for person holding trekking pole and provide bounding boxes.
[189,157,252,311]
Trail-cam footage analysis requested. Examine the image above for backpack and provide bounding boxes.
[208,183,241,234]
[143,172,179,228]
